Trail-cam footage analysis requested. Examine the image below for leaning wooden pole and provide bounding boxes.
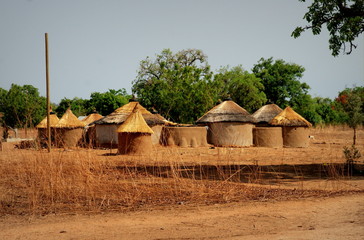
[45,33,51,152]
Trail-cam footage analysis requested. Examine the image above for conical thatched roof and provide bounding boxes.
[93,101,165,126]
[196,100,256,123]
[36,113,60,128]
[252,104,283,124]
[269,106,312,127]
[55,108,86,128]
[116,108,154,134]
[82,112,103,125]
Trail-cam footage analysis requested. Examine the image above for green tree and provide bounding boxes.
[87,89,131,116]
[292,0,364,56]
[1,84,46,128]
[337,87,364,144]
[252,57,310,108]
[132,49,216,123]
[214,65,267,112]
[55,97,88,117]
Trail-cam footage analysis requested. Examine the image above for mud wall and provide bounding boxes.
[118,132,153,155]
[282,126,310,148]
[56,128,84,148]
[253,127,283,148]
[160,126,208,147]
[95,124,119,148]
[207,122,253,147]
[151,125,163,145]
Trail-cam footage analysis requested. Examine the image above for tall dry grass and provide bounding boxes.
[0,146,357,216]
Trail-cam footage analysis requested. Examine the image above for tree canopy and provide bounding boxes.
[214,66,267,113]
[132,49,217,123]
[252,57,309,108]
[292,0,364,56]
[0,84,46,128]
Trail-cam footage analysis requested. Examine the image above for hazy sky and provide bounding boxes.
[0,0,363,104]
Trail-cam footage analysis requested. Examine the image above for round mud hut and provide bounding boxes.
[269,106,312,148]
[36,110,60,146]
[196,100,256,147]
[82,111,103,148]
[93,100,165,148]
[252,104,283,148]
[160,125,208,147]
[116,107,154,155]
[54,108,86,148]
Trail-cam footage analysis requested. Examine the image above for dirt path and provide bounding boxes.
[1,194,363,240]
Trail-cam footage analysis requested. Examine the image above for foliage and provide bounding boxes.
[292,0,364,56]
[0,84,46,128]
[132,49,217,123]
[214,65,267,113]
[336,87,364,144]
[55,97,88,118]
[87,89,131,116]
[252,57,309,108]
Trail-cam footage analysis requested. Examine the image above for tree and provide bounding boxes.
[87,89,131,116]
[1,84,47,129]
[214,66,267,112]
[292,0,364,56]
[132,49,217,123]
[55,97,88,117]
[252,57,310,108]
[337,87,364,144]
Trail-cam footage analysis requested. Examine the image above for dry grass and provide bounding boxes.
[0,125,363,216]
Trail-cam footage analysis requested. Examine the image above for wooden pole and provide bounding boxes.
[45,33,51,152]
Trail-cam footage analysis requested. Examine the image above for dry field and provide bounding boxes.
[0,125,363,239]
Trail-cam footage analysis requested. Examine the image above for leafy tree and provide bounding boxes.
[132,49,217,123]
[1,84,46,128]
[87,89,131,116]
[214,65,267,112]
[337,87,364,144]
[252,57,310,108]
[55,97,88,117]
[292,0,364,56]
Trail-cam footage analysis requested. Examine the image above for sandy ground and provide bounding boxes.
[0,194,363,240]
[1,127,363,239]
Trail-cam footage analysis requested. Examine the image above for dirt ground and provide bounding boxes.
[0,194,363,240]
[0,126,363,239]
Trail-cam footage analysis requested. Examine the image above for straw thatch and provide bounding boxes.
[116,108,154,134]
[252,104,283,124]
[196,100,256,123]
[93,101,165,126]
[82,112,103,126]
[55,108,86,128]
[36,113,60,128]
[269,106,312,127]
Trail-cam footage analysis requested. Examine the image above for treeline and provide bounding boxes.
[0,48,363,129]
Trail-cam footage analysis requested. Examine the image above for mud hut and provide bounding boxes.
[116,108,154,155]
[252,104,283,147]
[270,106,312,148]
[93,100,165,148]
[82,111,103,148]
[160,125,208,147]
[54,108,86,148]
[36,110,60,146]
[196,100,256,147]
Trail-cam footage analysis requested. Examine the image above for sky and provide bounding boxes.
[0,0,363,104]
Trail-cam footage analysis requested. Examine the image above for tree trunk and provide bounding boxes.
[353,127,357,145]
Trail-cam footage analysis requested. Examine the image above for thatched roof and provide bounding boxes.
[116,109,154,134]
[252,104,283,124]
[55,108,86,128]
[196,100,256,123]
[93,101,165,126]
[82,112,103,125]
[269,106,312,127]
[36,113,60,128]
